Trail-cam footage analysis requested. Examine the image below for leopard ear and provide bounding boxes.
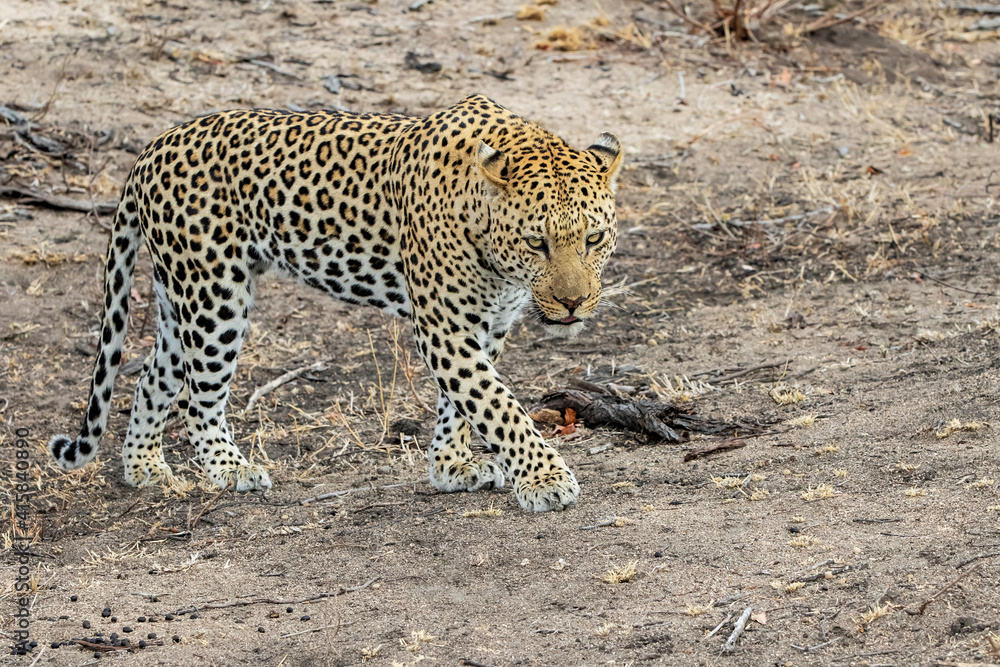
[475,140,509,192]
[588,132,623,194]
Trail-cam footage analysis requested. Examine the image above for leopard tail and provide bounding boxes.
[49,183,141,471]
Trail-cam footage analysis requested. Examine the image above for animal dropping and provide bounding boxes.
[49,95,623,512]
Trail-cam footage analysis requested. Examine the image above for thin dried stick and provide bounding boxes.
[704,613,733,640]
[280,615,341,639]
[803,0,881,33]
[187,483,231,531]
[175,577,378,614]
[244,360,326,413]
[903,563,982,615]
[299,477,428,505]
[723,606,753,652]
[0,185,117,214]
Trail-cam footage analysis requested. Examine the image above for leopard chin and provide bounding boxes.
[531,303,588,338]
[543,320,586,339]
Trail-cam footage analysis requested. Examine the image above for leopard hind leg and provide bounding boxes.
[120,281,187,489]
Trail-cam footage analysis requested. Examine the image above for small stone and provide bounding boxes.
[83,620,91,629]
[122,626,133,633]
[50,642,60,649]
[165,614,174,621]
[137,616,146,622]
[139,640,147,648]
[190,613,199,620]
[258,626,265,633]
[147,633,156,640]
[300,615,310,621]
[120,639,130,647]
[654,551,663,558]
[70,595,79,602]
[110,617,117,622]
[94,652,101,659]
[286,607,293,613]
[59,615,69,620]
[173,635,180,643]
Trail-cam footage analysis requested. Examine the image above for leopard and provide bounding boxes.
[49,94,623,512]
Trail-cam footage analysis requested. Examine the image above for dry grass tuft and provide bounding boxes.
[516,5,546,21]
[784,414,816,428]
[801,484,834,501]
[360,645,382,661]
[533,26,590,51]
[595,622,616,637]
[788,535,819,548]
[769,385,806,405]
[400,630,438,652]
[784,581,806,593]
[855,602,893,626]
[463,501,503,518]
[904,487,928,497]
[684,605,711,617]
[652,374,717,402]
[602,561,638,584]
[965,477,995,490]
[936,418,987,439]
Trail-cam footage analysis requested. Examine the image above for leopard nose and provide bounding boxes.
[555,295,588,313]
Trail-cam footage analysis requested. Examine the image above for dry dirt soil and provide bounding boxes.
[2,1,1000,666]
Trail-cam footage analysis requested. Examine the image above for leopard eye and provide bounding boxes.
[586,231,605,247]
[524,237,547,253]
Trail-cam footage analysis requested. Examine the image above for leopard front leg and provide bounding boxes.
[428,391,505,493]
[421,337,578,512]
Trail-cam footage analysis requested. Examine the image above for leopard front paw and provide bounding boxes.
[208,462,272,492]
[429,459,506,493]
[514,466,580,512]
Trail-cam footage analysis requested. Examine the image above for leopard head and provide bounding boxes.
[477,131,624,338]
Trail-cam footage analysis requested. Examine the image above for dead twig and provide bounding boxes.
[460,660,497,667]
[722,606,753,652]
[244,361,327,414]
[0,185,118,214]
[280,615,341,639]
[791,637,842,652]
[299,477,428,505]
[915,271,997,297]
[187,483,232,531]
[954,551,1000,569]
[683,440,747,462]
[175,577,378,614]
[803,0,882,34]
[903,564,982,615]
[690,206,839,231]
[704,613,733,640]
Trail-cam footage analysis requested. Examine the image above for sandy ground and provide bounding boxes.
[2,0,1000,665]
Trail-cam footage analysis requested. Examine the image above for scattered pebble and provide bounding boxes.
[257,626,265,633]
[286,607,293,613]
[83,620,91,629]
[138,616,146,622]
[59,615,69,620]
[190,613,200,620]
[70,595,79,602]
[139,640,147,648]
[300,615,310,622]
[654,551,663,558]
[165,614,174,621]
[50,642,59,649]
[93,652,101,659]
[123,626,133,633]
[172,635,180,643]
[147,632,156,639]
[102,607,111,617]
